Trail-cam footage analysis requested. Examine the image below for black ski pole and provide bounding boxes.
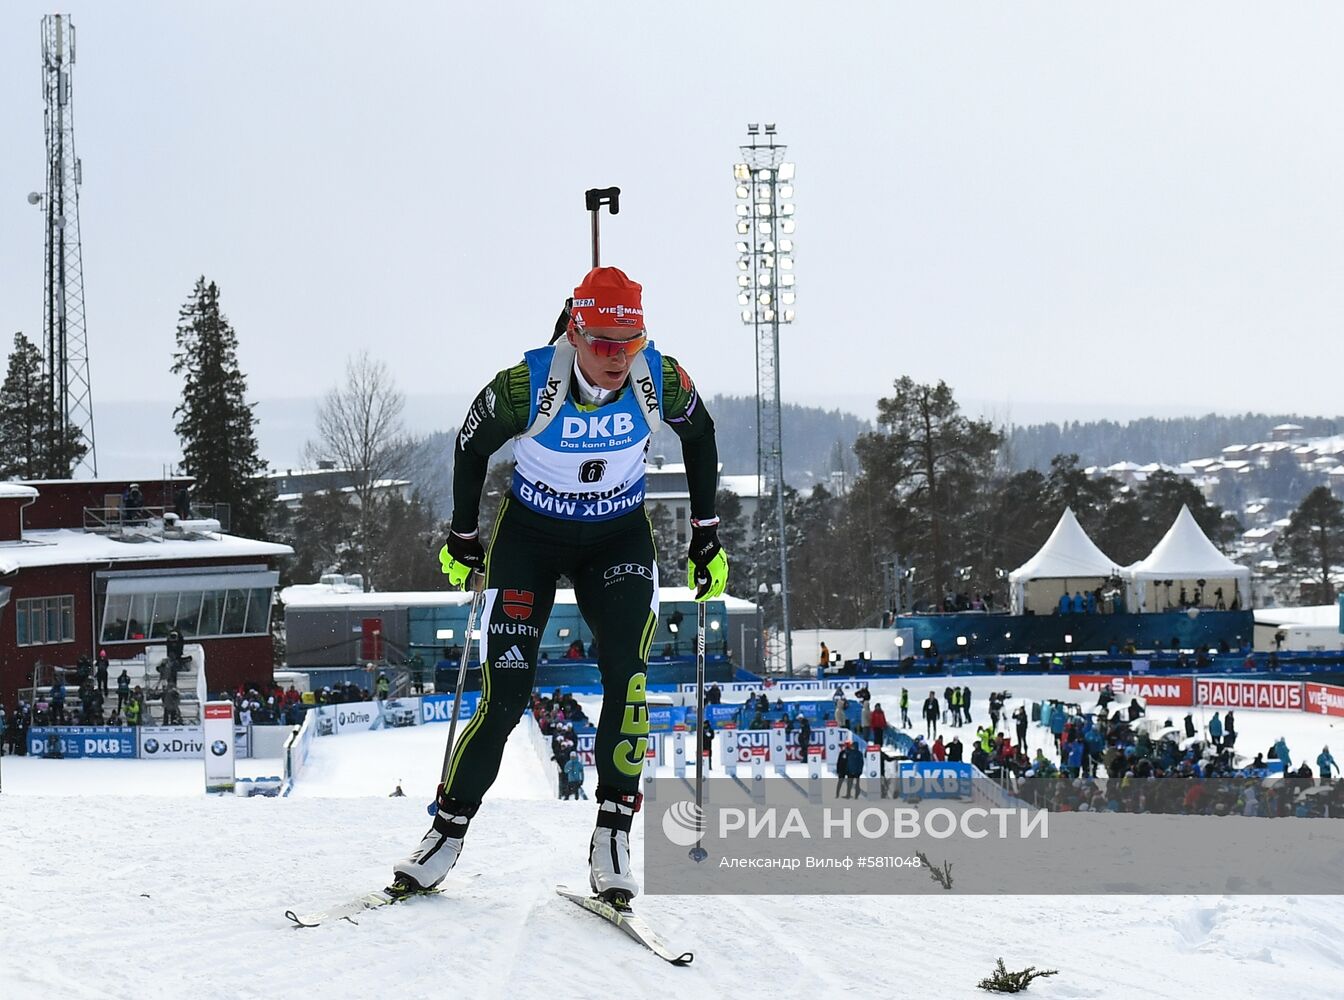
[690,597,708,863]
[584,187,620,268]
[439,572,486,791]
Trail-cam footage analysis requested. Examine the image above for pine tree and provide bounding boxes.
[0,332,88,479]
[170,278,272,537]
[1275,486,1344,603]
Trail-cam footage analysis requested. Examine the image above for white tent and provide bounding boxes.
[1127,505,1252,612]
[1009,508,1124,614]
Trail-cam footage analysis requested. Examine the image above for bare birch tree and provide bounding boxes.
[306,351,413,586]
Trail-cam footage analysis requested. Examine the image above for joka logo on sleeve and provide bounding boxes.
[502,589,534,621]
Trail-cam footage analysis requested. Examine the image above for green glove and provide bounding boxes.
[686,521,728,601]
[439,530,485,589]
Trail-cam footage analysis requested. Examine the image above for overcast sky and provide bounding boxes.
[2,1,1342,466]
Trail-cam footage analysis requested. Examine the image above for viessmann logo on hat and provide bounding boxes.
[570,266,644,329]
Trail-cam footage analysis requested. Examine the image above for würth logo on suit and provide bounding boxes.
[502,589,534,621]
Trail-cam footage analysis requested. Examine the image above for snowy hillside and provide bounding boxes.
[2,684,1343,999]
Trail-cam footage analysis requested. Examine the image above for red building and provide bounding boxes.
[0,479,291,705]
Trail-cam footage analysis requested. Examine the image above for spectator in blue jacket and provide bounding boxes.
[1208,712,1224,749]
[1318,746,1337,783]
[1272,737,1292,773]
[1057,592,1070,615]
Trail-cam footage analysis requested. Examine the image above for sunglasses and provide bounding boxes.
[576,327,647,358]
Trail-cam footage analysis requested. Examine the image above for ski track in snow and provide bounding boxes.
[2,682,1342,999]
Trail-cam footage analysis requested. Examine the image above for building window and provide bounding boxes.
[16,595,76,646]
[94,568,279,645]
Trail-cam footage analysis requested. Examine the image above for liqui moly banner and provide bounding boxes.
[203,701,237,793]
[1068,674,1195,707]
[1304,682,1344,718]
[1197,679,1303,711]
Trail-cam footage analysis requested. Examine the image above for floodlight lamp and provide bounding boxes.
[734,162,751,180]
[1064,634,1073,644]
[759,291,772,304]
[27,192,42,205]
[894,636,904,647]
[782,309,795,322]
[668,622,679,633]
[779,273,794,287]
[737,275,750,287]
[956,636,968,646]
[558,627,571,638]
[921,639,932,649]
[760,272,773,286]
[747,123,759,135]
[755,168,772,181]
[436,628,454,640]
[779,256,793,270]
[736,221,750,235]
[779,162,795,180]
[736,241,749,253]
[738,260,748,272]
[762,240,775,253]
[779,185,793,199]
[779,239,793,252]
[780,219,796,234]
[780,203,795,216]
[756,203,772,217]
[709,620,720,631]
[735,185,749,199]
[756,185,771,199]
[764,308,776,321]
[781,292,796,305]
[757,221,772,234]
[736,204,749,217]
[470,628,480,640]
[1019,654,1029,665]
[765,123,776,134]
[761,255,774,269]
[738,293,750,306]
[741,309,752,322]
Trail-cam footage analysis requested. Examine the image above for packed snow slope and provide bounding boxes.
[2,691,1343,999]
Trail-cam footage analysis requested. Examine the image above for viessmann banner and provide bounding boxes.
[1068,674,1195,706]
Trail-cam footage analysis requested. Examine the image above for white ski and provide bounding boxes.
[285,884,439,927]
[555,885,693,966]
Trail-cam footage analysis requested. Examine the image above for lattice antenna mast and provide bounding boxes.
[37,13,97,475]
[734,124,797,675]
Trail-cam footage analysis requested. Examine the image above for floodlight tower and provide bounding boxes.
[734,123,797,675]
[34,13,97,475]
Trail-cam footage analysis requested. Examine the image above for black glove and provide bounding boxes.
[687,522,728,600]
[438,530,486,588]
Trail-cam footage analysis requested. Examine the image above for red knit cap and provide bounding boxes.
[569,266,644,330]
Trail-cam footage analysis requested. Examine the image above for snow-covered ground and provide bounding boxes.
[2,677,1342,999]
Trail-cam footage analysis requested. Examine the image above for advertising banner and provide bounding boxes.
[420,693,480,725]
[898,761,973,800]
[27,726,136,759]
[1068,674,1195,707]
[333,700,378,735]
[1197,678,1303,711]
[203,701,236,793]
[140,726,204,759]
[1304,682,1344,718]
[784,730,827,763]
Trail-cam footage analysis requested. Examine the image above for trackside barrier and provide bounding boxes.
[282,710,317,796]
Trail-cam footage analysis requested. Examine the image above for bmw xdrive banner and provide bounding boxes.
[202,701,236,793]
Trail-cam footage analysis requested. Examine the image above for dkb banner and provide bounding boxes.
[27,726,136,759]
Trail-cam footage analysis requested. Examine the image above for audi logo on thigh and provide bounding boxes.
[579,459,607,483]
[604,562,654,581]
